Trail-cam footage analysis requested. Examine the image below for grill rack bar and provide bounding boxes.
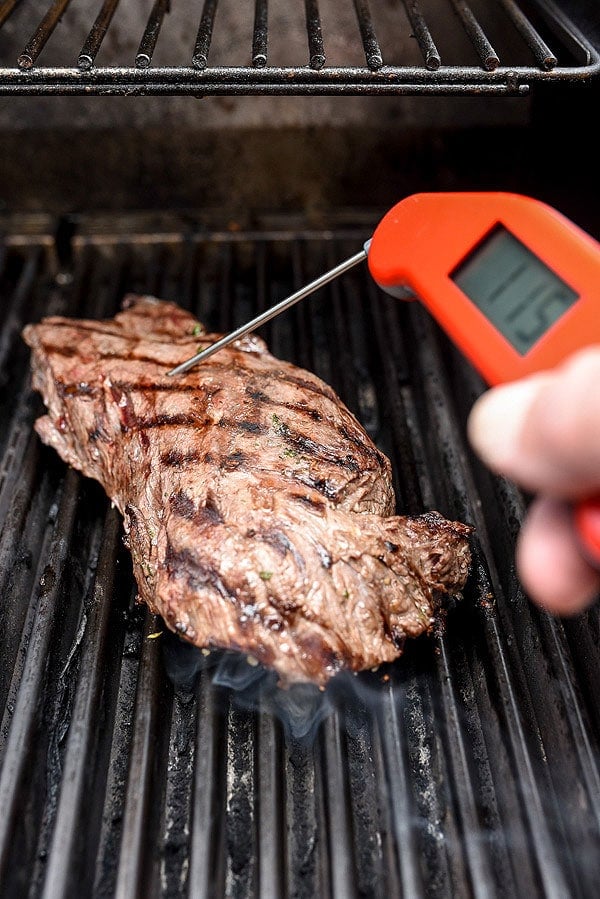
[115,609,164,898]
[0,0,596,94]
[400,0,441,71]
[304,0,325,71]
[192,0,218,71]
[449,0,500,71]
[252,0,269,69]
[136,0,171,70]
[0,468,80,886]
[39,508,120,899]
[78,0,121,72]
[16,0,73,70]
[352,0,383,71]
[497,0,557,69]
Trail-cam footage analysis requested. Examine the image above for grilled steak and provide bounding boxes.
[23,295,472,685]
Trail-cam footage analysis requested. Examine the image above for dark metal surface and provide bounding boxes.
[0,0,597,95]
[1,215,600,898]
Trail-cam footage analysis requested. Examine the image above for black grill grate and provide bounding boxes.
[1,216,600,897]
[0,0,597,95]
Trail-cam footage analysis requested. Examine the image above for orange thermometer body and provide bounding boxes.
[367,192,600,567]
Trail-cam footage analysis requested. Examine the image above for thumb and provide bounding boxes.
[467,348,600,500]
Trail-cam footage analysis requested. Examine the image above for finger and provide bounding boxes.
[516,496,600,616]
[467,347,600,499]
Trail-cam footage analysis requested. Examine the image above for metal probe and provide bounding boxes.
[167,247,368,376]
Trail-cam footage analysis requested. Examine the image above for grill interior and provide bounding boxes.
[0,0,598,95]
[1,213,600,898]
[1,4,599,898]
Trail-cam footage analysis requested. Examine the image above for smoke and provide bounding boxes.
[160,632,373,743]
[161,631,209,693]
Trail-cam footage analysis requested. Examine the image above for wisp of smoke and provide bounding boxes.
[160,632,373,743]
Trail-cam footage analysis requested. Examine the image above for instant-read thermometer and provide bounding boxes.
[168,192,600,569]
[368,192,599,386]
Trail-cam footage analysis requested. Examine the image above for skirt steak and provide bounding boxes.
[23,295,472,684]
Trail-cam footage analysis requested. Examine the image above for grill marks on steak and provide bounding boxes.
[23,295,472,685]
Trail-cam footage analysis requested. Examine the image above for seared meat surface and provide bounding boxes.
[23,295,472,684]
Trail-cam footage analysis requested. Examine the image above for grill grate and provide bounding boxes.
[1,215,600,897]
[0,0,597,95]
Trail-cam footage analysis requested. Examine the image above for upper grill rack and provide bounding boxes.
[0,0,597,96]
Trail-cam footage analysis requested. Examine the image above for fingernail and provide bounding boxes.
[467,378,545,471]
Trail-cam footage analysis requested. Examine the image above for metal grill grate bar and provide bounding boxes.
[252,0,269,68]
[0,469,80,889]
[192,0,219,70]
[377,685,425,896]
[538,616,600,826]
[400,0,441,71]
[256,701,283,898]
[40,509,121,899]
[352,0,383,70]
[322,712,356,897]
[189,675,226,899]
[0,250,40,379]
[304,0,325,71]
[497,0,557,69]
[78,0,122,71]
[17,0,74,70]
[114,610,164,897]
[136,0,171,69]
[450,0,499,70]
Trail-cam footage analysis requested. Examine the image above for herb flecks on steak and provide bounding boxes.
[23,295,472,685]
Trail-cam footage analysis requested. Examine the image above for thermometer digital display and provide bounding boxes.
[451,225,579,356]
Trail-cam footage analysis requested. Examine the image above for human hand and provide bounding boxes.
[467,347,600,616]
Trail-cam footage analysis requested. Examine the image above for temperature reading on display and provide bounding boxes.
[452,226,579,355]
